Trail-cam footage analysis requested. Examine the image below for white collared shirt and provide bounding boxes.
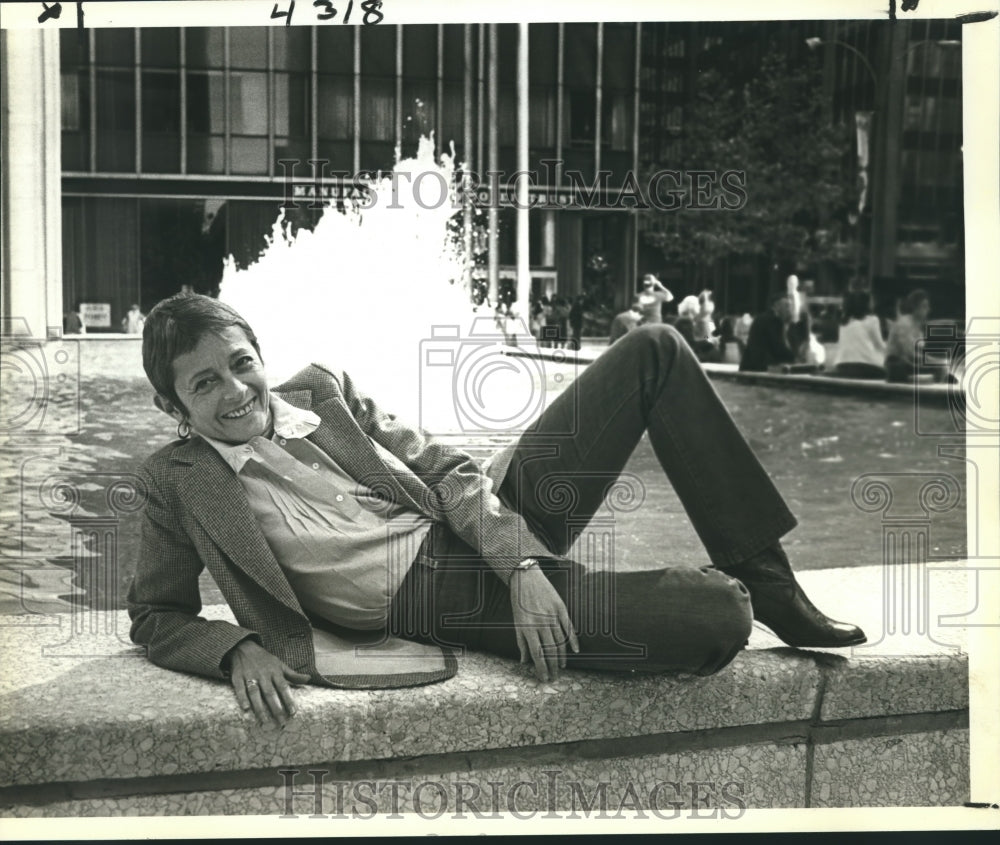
[199,393,434,630]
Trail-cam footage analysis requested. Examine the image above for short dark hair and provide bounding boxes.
[142,293,262,411]
[842,290,873,323]
[900,288,929,315]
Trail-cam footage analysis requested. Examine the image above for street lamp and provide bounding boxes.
[805,36,877,88]
[804,35,961,284]
[806,37,877,281]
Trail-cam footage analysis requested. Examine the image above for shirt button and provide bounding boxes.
[311,462,320,470]
[335,494,344,502]
[279,439,287,446]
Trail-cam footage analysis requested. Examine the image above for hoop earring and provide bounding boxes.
[176,419,191,439]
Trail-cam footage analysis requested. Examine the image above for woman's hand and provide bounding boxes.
[509,565,580,682]
[225,640,311,728]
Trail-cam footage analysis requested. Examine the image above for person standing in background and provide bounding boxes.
[122,304,146,335]
[63,303,86,335]
[637,275,673,325]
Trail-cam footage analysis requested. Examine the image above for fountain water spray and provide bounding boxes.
[220,136,493,429]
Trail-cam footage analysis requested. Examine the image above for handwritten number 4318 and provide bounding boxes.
[271,1,385,26]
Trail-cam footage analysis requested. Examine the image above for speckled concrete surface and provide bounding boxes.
[0,605,821,789]
[810,729,969,807]
[0,563,971,812]
[817,653,968,721]
[5,741,807,817]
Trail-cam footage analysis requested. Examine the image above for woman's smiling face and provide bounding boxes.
[170,326,270,443]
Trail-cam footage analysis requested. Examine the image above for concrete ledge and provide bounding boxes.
[0,566,971,814]
[502,346,959,407]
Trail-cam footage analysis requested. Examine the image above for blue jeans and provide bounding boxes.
[391,325,797,676]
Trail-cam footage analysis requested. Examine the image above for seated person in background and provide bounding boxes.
[695,290,718,343]
[608,297,644,344]
[733,313,753,355]
[717,317,743,365]
[673,295,699,348]
[831,290,887,380]
[739,293,798,372]
[694,290,722,362]
[885,289,945,382]
[675,295,720,362]
[636,274,674,325]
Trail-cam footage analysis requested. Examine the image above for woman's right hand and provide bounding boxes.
[225,640,311,728]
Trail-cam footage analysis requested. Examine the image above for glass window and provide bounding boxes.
[564,23,596,82]
[143,134,181,173]
[60,29,87,69]
[318,27,354,74]
[360,25,396,77]
[139,198,228,304]
[273,138,310,169]
[230,138,268,174]
[440,80,465,152]
[96,69,136,172]
[61,71,90,171]
[498,87,516,146]
[360,77,394,140]
[140,28,180,68]
[186,28,225,69]
[317,139,353,171]
[528,23,558,86]
[318,75,354,140]
[188,136,225,174]
[61,72,82,131]
[186,71,225,134]
[568,89,595,143]
[529,86,556,147]
[601,90,631,151]
[95,29,135,66]
[273,28,311,72]
[142,71,180,133]
[229,27,268,69]
[497,24,517,87]
[229,72,268,136]
[602,23,635,90]
[442,24,467,81]
[401,80,436,148]
[274,73,309,139]
[403,25,437,79]
[142,71,181,172]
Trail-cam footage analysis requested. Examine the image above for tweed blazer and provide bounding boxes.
[126,363,555,686]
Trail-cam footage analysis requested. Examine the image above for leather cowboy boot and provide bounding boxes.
[720,544,866,648]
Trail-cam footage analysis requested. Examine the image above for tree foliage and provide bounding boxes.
[642,44,855,280]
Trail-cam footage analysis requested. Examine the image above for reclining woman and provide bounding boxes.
[129,294,865,728]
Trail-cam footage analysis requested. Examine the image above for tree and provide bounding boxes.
[641,40,855,291]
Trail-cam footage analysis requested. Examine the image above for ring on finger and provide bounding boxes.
[246,679,260,690]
